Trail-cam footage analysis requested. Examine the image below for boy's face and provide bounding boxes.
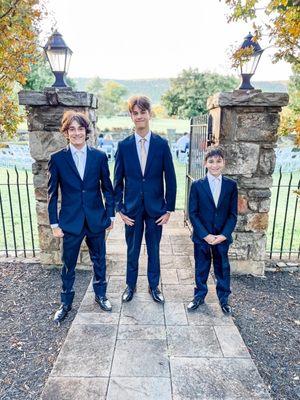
[66,120,86,149]
[204,155,225,177]
[130,105,151,132]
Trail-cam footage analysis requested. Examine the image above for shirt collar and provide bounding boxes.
[207,171,222,183]
[135,131,151,143]
[70,143,87,156]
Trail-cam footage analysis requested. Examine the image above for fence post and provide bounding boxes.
[18,88,98,265]
[207,90,289,275]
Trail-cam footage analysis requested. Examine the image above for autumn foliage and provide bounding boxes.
[0,0,44,137]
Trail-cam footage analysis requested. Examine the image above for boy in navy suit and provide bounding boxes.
[187,146,238,314]
[48,111,115,323]
[114,96,176,304]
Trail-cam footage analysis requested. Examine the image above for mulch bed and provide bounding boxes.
[231,271,300,400]
[0,262,90,400]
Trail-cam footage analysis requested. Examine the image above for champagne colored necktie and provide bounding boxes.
[213,177,221,207]
[140,138,147,175]
[75,151,85,179]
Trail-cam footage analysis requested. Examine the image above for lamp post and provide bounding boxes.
[238,33,264,90]
[43,30,73,88]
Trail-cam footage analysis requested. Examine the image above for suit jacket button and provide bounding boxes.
[142,179,145,182]
[82,190,86,193]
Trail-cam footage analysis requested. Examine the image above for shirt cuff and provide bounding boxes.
[166,211,171,214]
[110,217,115,221]
[51,223,59,229]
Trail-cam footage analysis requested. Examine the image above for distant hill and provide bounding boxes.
[72,77,288,103]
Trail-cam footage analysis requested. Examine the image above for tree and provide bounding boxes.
[224,0,300,67]
[0,0,45,137]
[162,69,238,119]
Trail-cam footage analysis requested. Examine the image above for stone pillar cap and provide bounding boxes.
[207,91,289,110]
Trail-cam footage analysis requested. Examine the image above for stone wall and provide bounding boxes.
[207,90,289,275]
[18,88,98,265]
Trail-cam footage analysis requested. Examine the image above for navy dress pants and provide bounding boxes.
[125,205,162,290]
[60,222,107,306]
[194,240,231,305]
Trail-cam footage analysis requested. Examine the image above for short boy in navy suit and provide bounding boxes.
[187,146,238,314]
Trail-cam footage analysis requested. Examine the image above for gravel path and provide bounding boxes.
[231,271,300,400]
[0,262,90,400]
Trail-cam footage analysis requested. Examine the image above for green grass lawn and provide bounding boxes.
[98,116,190,134]
[0,165,299,258]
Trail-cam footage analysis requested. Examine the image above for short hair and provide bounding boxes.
[128,95,151,113]
[204,146,225,161]
[60,111,91,141]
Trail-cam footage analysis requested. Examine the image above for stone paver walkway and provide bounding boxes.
[42,212,271,400]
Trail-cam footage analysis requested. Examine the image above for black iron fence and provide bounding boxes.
[267,168,300,260]
[0,167,38,257]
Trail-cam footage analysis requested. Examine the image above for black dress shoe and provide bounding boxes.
[53,304,72,324]
[221,303,232,315]
[149,287,165,304]
[122,286,135,302]
[95,295,112,312]
[187,297,204,311]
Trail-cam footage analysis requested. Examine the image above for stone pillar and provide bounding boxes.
[207,91,289,276]
[18,88,98,265]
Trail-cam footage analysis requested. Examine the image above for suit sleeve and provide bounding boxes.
[188,181,209,239]
[113,142,125,212]
[163,141,177,211]
[100,154,115,218]
[47,155,59,225]
[220,181,238,239]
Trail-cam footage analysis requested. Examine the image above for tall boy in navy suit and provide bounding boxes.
[114,96,176,304]
[187,147,238,314]
[48,111,115,323]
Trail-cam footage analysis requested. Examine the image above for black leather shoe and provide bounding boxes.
[95,295,112,312]
[122,286,135,302]
[187,297,204,311]
[149,287,165,304]
[53,304,72,324]
[221,303,232,315]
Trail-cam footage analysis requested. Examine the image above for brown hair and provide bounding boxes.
[60,111,91,141]
[204,146,225,161]
[127,95,151,113]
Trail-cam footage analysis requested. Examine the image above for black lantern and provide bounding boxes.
[43,30,73,88]
[238,33,264,90]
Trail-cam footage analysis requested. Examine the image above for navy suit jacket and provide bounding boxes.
[189,175,238,244]
[114,133,176,218]
[48,146,115,235]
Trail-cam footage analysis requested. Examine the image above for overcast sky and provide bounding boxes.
[43,0,292,81]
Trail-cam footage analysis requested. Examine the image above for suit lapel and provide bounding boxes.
[144,132,156,177]
[202,176,216,208]
[129,134,143,176]
[83,146,92,181]
[63,146,81,180]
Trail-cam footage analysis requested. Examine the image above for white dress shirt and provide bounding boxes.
[207,171,222,207]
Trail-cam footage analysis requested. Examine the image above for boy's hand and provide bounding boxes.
[156,213,170,225]
[211,235,227,245]
[119,212,135,226]
[52,227,64,238]
[204,234,216,245]
[106,221,114,230]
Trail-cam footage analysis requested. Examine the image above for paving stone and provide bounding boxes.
[107,377,172,400]
[186,303,234,326]
[41,377,108,400]
[170,357,271,400]
[73,312,119,325]
[170,235,192,245]
[79,292,122,313]
[162,284,217,303]
[120,301,164,325]
[164,302,188,326]
[160,255,191,269]
[118,325,166,340]
[161,269,179,284]
[51,325,117,377]
[177,268,215,285]
[167,326,223,357]
[111,339,169,377]
[172,243,194,256]
[214,325,250,358]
